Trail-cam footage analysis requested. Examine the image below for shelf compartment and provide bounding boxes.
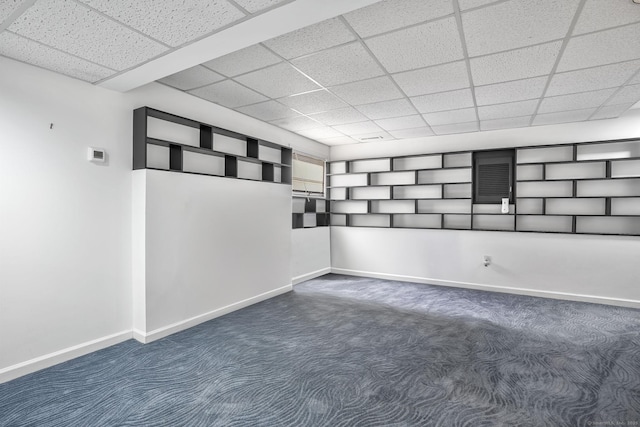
[517,164,544,181]
[576,178,640,197]
[237,159,262,180]
[517,181,573,198]
[545,198,606,215]
[393,214,442,229]
[517,146,574,164]
[371,200,415,214]
[182,150,224,176]
[516,215,573,233]
[611,159,640,178]
[292,198,305,214]
[274,166,282,183]
[331,200,369,214]
[611,197,640,216]
[545,162,606,180]
[516,198,544,214]
[330,214,347,226]
[258,144,281,164]
[417,199,471,214]
[302,213,317,228]
[443,152,472,168]
[393,184,442,199]
[393,154,442,171]
[418,168,471,184]
[576,216,640,235]
[147,116,200,148]
[444,214,471,230]
[473,214,515,231]
[473,204,515,214]
[350,186,391,200]
[443,183,471,199]
[576,140,640,161]
[350,158,391,173]
[329,173,368,188]
[146,144,170,169]
[349,214,391,228]
[213,133,247,157]
[329,161,348,174]
[370,171,416,186]
[329,187,348,200]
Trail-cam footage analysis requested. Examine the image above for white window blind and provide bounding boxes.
[292,153,325,195]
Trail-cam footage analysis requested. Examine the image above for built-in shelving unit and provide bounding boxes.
[133,107,292,184]
[292,197,329,229]
[328,138,640,236]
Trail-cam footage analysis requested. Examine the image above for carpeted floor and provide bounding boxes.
[1,274,639,426]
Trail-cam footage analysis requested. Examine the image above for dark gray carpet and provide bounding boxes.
[1,274,639,426]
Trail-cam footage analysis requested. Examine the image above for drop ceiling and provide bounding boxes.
[2,0,640,146]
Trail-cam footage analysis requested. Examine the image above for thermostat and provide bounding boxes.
[88,147,106,163]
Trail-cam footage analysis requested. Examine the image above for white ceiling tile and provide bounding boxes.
[234,62,319,98]
[533,108,596,126]
[278,90,347,114]
[355,99,418,120]
[343,0,453,38]
[0,31,114,82]
[291,42,384,86]
[410,88,475,114]
[470,41,562,86]
[605,84,640,106]
[263,17,355,59]
[189,80,268,108]
[423,108,477,126]
[573,0,640,36]
[9,0,167,70]
[538,88,616,114]
[431,121,479,135]
[270,115,323,131]
[388,127,435,139]
[0,0,27,25]
[316,136,360,146]
[458,0,500,10]
[332,121,383,135]
[365,17,464,73]
[374,115,425,131]
[480,116,531,131]
[392,61,470,97]
[80,0,245,47]
[203,44,281,77]
[329,76,403,106]
[546,60,640,97]
[590,103,635,120]
[308,108,368,126]
[474,76,548,105]
[158,66,224,90]
[557,23,640,72]
[232,0,289,13]
[462,0,580,57]
[235,100,299,121]
[478,99,539,120]
[352,131,394,142]
[297,126,343,140]
[630,71,640,85]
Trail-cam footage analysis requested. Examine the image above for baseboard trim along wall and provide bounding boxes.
[331,268,640,310]
[293,267,332,285]
[0,330,132,384]
[135,284,293,344]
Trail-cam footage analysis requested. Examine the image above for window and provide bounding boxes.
[473,149,515,203]
[292,152,325,196]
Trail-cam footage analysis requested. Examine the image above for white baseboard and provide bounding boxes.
[331,268,640,309]
[135,284,293,344]
[293,267,331,285]
[0,330,132,384]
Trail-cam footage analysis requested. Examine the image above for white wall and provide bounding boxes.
[292,227,331,284]
[329,113,640,308]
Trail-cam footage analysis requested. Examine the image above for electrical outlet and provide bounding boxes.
[483,255,491,267]
[501,198,509,214]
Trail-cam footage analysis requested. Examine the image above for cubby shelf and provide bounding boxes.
[292,197,329,229]
[134,107,292,185]
[328,138,640,236]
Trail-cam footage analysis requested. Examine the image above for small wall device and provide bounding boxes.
[88,147,106,163]
[501,197,510,214]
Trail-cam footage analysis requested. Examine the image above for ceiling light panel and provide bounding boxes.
[355,98,418,120]
[353,130,394,141]
[533,108,597,126]
[80,0,245,47]
[410,88,475,114]
[308,108,369,126]
[365,17,464,73]
[203,44,281,77]
[392,61,470,97]
[291,42,385,87]
[477,99,539,121]
[474,76,548,105]
[431,121,479,135]
[573,0,640,35]
[480,116,531,131]
[538,88,617,114]
[374,115,425,131]
[461,0,580,57]
[605,84,640,106]
[590,103,634,120]
[278,90,347,114]
[329,76,403,105]
[332,121,383,135]
[232,0,290,13]
[158,66,224,90]
[0,31,114,82]
[388,127,434,139]
[316,136,360,146]
[235,100,299,121]
[458,0,501,11]
[189,80,268,108]
[470,41,562,86]
[297,126,343,139]
[263,17,355,59]
[423,108,477,126]
[234,62,320,98]
[9,0,167,70]
[343,0,453,38]
[557,23,640,72]
[546,60,640,97]
[269,115,323,131]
